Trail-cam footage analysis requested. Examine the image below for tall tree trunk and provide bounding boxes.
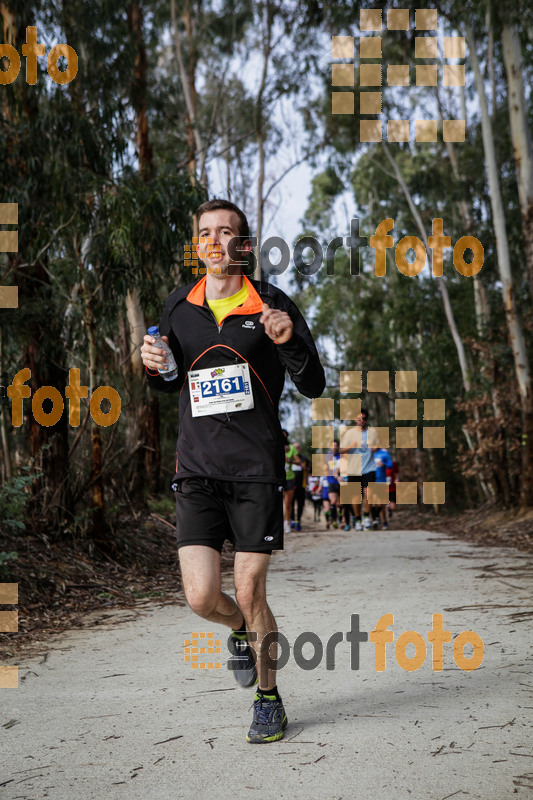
[126,0,161,494]
[254,1,273,281]
[0,329,12,483]
[437,91,490,337]
[381,141,496,502]
[467,24,533,507]
[171,0,206,187]
[3,3,70,519]
[82,275,106,545]
[502,25,533,302]
[381,142,471,391]
[437,93,498,501]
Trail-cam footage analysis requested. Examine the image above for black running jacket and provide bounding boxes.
[145,275,325,484]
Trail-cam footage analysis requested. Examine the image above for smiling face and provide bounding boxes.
[197,209,251,276]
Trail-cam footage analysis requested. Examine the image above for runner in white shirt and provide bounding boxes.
[339,408,376,531]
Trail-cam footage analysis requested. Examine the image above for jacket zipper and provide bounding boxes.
[207,305,222,333]
[206,307,229,417]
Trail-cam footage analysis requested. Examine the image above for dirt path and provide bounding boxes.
[2,511,533,799]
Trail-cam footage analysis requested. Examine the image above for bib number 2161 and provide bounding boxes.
[188,363,254,417]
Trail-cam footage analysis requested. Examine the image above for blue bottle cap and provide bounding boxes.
[147,326,159,335]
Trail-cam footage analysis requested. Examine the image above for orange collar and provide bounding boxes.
[186,275,264,318]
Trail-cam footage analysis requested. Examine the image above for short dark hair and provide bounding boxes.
[196,199,250,240]
[361,407,369,418]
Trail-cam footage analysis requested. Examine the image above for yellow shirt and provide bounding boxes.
[206,281,249,325]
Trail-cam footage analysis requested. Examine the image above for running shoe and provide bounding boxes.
[283,520,291,534]
[363,517,372,530]
[372,519,379,530]
[382,522,389,530]
[355,521,363,531]
[344,524,350,531]
[228,632,258,688]
[246,692,288,743]
[295,522,301,531]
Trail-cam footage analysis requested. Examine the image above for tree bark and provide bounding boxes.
[0,328,12,483]
[502,24,533,302]
[171,0,206,186]
[254,1,273,281]
[3,3,70,518]
[436,91,497,500]
[381,141,497,502]
[126,0,161,493]
[381,141,471,391]
[82,276,106,545]
[467,24,533,507]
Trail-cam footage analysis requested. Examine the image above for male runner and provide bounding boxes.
[291,441,308,531]
[339,408,377,530]
[282,429,301,534]
[140,199,325,743]
[387,457,399,521]
[371,446,393,530]
[323,439,341,528]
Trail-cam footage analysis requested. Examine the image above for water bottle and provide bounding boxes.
[147,326,178,381]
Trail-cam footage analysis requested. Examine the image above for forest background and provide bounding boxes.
[1,0,533,621]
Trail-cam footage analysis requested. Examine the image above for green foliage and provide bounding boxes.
[288,0,533,507]
[0,471,37,532]
[1,0,532,535]
[148,495,176,517]
[0,552,18,578]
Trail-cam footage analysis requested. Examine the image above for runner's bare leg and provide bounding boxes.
[234,552,277,690]
[283,488,294,524]
[179,545,243,628]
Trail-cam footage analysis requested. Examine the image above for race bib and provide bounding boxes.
[188,363,254,417]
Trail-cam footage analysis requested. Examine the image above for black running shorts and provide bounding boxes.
[346,471,376,489]
[174,478,284,553]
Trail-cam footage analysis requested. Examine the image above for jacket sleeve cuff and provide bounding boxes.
[145,368,180,394]
[275,333,307,366]
[275,332,325,397]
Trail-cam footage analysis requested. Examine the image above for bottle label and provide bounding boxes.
[188,363,254,418]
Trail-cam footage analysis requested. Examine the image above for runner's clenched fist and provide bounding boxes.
[259,303,293,344]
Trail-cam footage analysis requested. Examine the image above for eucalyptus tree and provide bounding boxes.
[287,0,532,505]
[0,0,201,540]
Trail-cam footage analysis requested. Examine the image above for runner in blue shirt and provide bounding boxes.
[320,462,340,530]
[371,447,393,530]
[323,440,341,529]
